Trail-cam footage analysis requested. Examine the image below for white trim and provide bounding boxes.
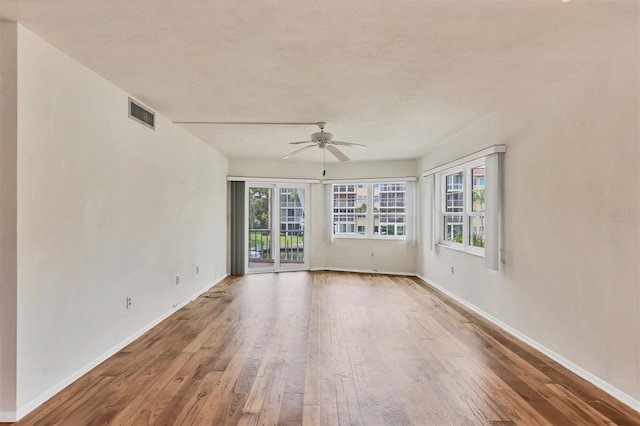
[322,176,417,184]
[14,275,229,421]
[483,153,500,270]
[423,145,506,176]
[0,411,16,422]
[227,176,417,184]
[310,267,415,276]
[436,243,485,258]
[415,274,640,414]
[227,176,320,184]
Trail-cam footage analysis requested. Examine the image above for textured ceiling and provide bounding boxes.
[0,0,637,162]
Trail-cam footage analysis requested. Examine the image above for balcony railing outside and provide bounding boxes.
[279,229,304,262]
[248,228,304,264]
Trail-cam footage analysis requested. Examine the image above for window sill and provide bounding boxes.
[437,243,485,258]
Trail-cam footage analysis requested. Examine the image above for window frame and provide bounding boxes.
[437,159,485,256]
[331,182,407,240]
[439,165,465,250]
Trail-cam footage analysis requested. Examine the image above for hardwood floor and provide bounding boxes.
[12,271,640,425]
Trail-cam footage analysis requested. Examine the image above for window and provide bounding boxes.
[438,159,485,254]
[331,184,366,236]
[424,144,504,268]
[374,183,406,236]
[332,182,407,239]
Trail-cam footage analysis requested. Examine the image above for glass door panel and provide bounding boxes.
[248,187,274,270]
[279,188,306,269]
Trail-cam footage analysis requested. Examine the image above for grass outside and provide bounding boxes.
[248,231,303,248]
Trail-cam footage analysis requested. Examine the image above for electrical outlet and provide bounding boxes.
[176,275,180,285]
[196,266,199,275]
[126,297,132,309]
[371,252,374,257]
[450,266,455,274]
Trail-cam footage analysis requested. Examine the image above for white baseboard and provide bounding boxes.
[415,274,640,414]
[0,411,16,422]
[310,267,415,276]
[15,274,229,421]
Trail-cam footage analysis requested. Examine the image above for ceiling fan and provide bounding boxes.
[282,122,367,162]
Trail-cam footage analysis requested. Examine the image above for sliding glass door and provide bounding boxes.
[247,186,275,270]
[278,187,306,270]
[246,183,309,272]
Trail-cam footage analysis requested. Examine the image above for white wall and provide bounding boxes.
[229,158,418,274]
[15,26,229,412]
[417,33,640,404]
[0,22,18,419]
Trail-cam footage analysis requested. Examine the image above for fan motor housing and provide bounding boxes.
[311,131,333,143]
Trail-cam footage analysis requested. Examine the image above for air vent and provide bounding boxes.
[128,98,155,130]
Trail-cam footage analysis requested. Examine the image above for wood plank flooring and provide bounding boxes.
[11,271,640,425]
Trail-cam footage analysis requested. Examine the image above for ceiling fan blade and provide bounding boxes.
[289,140,314,145]
[327,145,350,162]
[332,141,368,149]
[282,144,316,160]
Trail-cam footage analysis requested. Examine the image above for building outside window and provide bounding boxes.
[280,188,304,233]
[332,182,407,239]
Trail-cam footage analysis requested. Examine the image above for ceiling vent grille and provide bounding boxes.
[128,98,155,130]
